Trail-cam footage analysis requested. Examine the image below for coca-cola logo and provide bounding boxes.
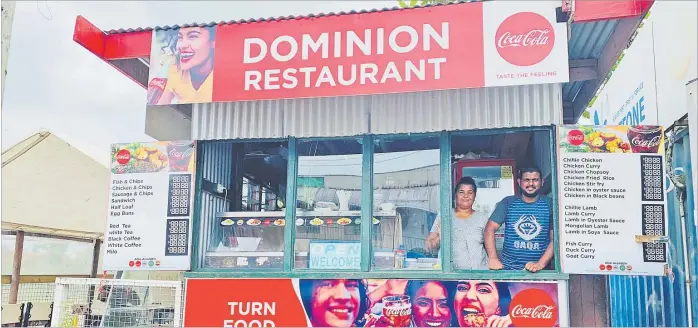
[567,129,585,146]
[631,136,661,149]
[511,305,555,319]
[384,306,411,317]
[495,12,555,66]
[169,147,195,159]
[116,149,131,165]
[509,288,558,327]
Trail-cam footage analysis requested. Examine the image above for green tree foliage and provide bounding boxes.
[397,0,455,8]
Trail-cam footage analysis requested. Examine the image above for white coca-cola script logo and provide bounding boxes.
[631,136,661,149]
[169,147,195,159]
[495,12,555,66]
[510,305,555,319]
[497,29,551,48]
[384,307,411,317]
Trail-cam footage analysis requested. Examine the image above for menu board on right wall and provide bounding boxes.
[558,125,668,276]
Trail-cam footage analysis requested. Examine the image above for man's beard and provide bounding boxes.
[521,187,539,198]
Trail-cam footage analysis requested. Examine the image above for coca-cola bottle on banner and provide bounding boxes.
[147,78,167,105]
[167,141,195,172]
[626,126,662,153]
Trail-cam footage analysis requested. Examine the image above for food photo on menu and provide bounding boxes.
[560,125,663,154]
[297,279,560,327]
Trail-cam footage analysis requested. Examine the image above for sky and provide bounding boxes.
[1,0,396,167]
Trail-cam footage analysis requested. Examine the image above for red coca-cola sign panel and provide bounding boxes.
[567,129,585,146]
[116,149,131,165]
[509,288,559,327]
[495,12,555,66]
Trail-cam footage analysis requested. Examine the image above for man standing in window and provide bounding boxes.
[484,167,553,272]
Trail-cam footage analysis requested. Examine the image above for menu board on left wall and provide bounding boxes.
[103,141,196,271]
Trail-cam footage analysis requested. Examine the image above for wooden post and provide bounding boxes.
[9,230,24,304]
[86,239,102,325]
[90,239,101,278]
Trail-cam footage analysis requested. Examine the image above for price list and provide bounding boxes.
[640,156,666,263]
[103,141,196,271]
[166,219,189,256]
[166,174,192,257]
[558,125,668,276]
[167,174,192,217]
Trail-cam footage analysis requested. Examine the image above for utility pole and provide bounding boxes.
[1,0,16,105]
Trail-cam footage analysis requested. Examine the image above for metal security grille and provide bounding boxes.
[1,283,55,327]
[51,278,183,328]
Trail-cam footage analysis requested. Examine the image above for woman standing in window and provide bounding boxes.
[426,176,489,270]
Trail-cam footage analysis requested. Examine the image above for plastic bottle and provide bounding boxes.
[394,244,406,269]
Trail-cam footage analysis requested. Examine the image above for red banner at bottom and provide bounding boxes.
[184,278,560,327]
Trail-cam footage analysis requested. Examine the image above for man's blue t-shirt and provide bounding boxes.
[489,195,552,270]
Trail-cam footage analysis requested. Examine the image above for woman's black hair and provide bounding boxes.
[452,176,477,208]
[405,280,458,327]
[299,279,369,327]
[159,26,217,71]
[494,282,512,316]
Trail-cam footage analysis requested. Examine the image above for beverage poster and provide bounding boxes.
[103,141,196,271]
[184,278,561,327]
[558,125,668,276]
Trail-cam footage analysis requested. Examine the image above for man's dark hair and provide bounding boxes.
[517,167,542,179]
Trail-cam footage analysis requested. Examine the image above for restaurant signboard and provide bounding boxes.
[147,1,569,105]
[103,141,197,271]
[558,125,668,276]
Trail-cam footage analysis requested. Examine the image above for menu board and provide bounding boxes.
[558,125,668,276]
[104,141,196,271]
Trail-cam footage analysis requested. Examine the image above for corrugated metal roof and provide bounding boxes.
[192,84,561,140]
[561,20,619,103]
[568,20,619,60]
[98,0,624,116]
[103,0,481,35]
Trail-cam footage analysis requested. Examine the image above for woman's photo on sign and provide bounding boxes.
[147,26,217,105]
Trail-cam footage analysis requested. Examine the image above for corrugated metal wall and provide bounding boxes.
[192,84,562,140]
[608,128,697,327]
[197,142,234,264]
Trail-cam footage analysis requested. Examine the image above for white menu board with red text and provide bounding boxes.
[103,141,196,271]
[558,125,668,276]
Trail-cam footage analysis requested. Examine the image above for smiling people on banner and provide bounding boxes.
[299,279,369,327]
[426,177,490,270]
[485,167,554,272]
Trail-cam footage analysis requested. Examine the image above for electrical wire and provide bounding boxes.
[36,0,52,20]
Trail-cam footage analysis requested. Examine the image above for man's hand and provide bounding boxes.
[525,262,544,272]
[489,258,504,270]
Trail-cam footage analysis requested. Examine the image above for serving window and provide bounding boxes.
[371,135,441,271]
[294,139,364,270]
[194,127,560,276]
[199,141,288,270]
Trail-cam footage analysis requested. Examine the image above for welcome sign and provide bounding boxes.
[308,241,361,270]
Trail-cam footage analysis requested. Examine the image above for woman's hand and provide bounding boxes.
[426,232,441,252]
[486,315,512,327]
